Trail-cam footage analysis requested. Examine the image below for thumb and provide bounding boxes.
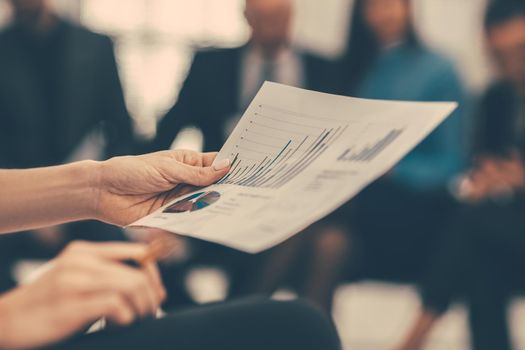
[173,159,230,186]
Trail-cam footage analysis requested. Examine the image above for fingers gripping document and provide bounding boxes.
[132,82,457,253]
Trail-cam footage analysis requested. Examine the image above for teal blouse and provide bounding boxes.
[356,43,466,191]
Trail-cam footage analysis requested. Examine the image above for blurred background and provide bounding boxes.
[0,0,493,139]
[2,1,525,349]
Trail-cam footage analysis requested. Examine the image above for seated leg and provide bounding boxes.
[48,298,342,350]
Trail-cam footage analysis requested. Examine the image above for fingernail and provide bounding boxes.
[213,159,230,171]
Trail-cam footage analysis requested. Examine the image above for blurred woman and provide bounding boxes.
[336,0,466,275]
[250,0,466,314]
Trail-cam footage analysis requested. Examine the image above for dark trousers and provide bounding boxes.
[348,180,457,282]
[46,298,341,350]
[420,198,525,350]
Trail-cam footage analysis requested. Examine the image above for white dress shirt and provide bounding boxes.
[223,45,306,138]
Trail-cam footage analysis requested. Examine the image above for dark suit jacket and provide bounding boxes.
[474,81,524,157]
[0,19,134,168]
[0,20,132,251]
[152,46,338,153]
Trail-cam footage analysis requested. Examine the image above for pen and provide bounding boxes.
[125,238,179,268]
[137,238,173,265]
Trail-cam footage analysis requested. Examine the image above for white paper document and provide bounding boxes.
[132,82,457,253]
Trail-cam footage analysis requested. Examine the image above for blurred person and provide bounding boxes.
[0,0,135,291]
[0,149,341,350]
[149,0,337,303]
[395,1,525,349]
[339,0,465,274]
[0,0,134,169]
[250,0,466,312]
[152,0,336,153]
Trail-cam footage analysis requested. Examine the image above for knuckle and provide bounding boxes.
[107,294,127,314]
[124,275,147,295]
[118,311,135,325]
[135,274,150,291]
[130,281,144,294]
[51,260,74,279]
[56,255,83,271]
[65,240,90,253]
[51,271,72,295]
[186,152,197,164]
[55,271,72,287]
[196,167,209,180]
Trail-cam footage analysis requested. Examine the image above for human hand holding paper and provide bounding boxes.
[0,150,230,234]
[94,150,230,226]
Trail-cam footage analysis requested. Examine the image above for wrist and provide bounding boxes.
[0,297,8,348]
[85,160,105,222]
[0,290,17,349]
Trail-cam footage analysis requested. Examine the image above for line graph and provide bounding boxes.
[217,104,349,189]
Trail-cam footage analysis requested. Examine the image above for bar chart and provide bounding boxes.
[337,128,404,163]
[217,103,349,189]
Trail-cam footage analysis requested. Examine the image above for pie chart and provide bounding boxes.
[163,191,221,213]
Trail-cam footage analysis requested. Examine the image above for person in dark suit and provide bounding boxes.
[0,0,135,291]
[395,1,525,349]
[475,83,525,159]
[0,1,134,167]
[149,0,338,304]
[152,0,336,154]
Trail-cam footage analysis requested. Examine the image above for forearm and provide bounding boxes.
[0,161,100,233]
